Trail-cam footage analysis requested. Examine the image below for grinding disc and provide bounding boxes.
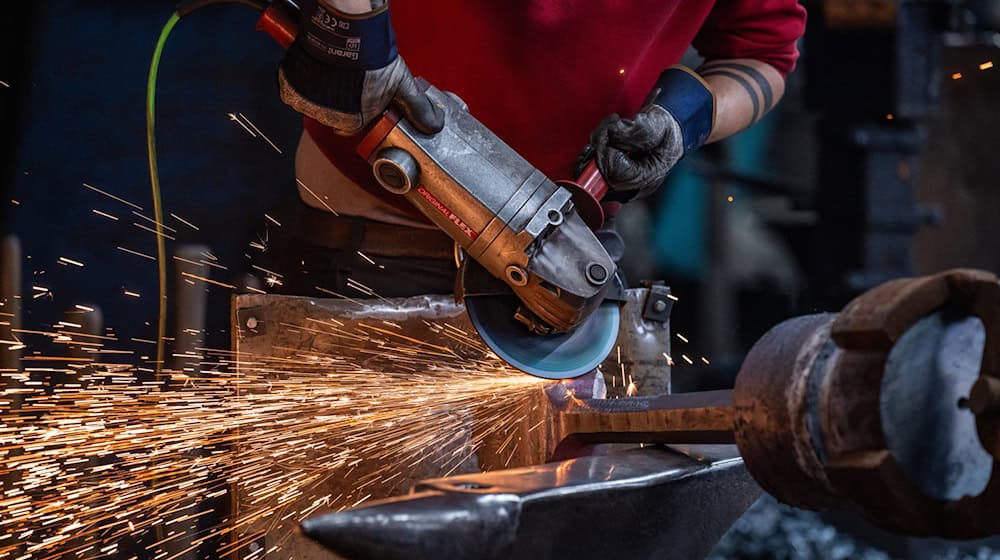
[466,295,620,379]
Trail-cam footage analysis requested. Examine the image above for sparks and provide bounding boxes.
[228,112,257,137]
[239,112,284,154]
[82,182,143,210]
[132,221,176,241]
[92,208,119,221]
[132,211,178,233]
[296,178,340,216]
[0,330,543,559]
[117,246,156,261]
[170,213,200,231]
[181,272,237,290]
[980,61,994,71]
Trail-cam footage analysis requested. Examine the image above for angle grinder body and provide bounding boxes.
[356,86,621,378]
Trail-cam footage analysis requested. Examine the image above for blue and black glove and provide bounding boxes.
[578,66,715,201]
[278,0,444,136]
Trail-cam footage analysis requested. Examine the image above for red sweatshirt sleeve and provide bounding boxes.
[692,0,807,76]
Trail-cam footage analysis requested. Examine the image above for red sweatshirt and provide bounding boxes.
[300,0,807,224]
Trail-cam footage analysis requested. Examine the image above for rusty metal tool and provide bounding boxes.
[299,269,1000,559]
[736,267,1000,539]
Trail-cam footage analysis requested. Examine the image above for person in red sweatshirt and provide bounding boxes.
[268,0,807,299]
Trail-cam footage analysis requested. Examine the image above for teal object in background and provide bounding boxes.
[730,110,776,174]
[652,161,707,277]
[651,112,777,277]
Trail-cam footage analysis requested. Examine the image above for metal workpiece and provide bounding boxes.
[360,85,615,336]
[231,293,485,560]
[300,445,759,560]
[734,269,1000,538]
[599,285,673,396]
[549,391,736,461]
[233,293,473,348]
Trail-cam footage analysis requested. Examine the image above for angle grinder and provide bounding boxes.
[356,88,623,379]
[256,1,622,378]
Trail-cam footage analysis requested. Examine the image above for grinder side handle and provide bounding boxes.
[559,161,613,229]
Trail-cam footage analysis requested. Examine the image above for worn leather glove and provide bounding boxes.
[578,66,715,201]
[277,0,444,136]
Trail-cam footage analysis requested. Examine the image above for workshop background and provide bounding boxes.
[2,0,1000,559]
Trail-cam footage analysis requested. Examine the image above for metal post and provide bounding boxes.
[170,245,210,382]
[0,235,22,399]
[162,245,211,560]
[64,303,101,385]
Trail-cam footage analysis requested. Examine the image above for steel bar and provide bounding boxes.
[550,390,735,460]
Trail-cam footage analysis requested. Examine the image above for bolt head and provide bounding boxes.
[586,263,608,284]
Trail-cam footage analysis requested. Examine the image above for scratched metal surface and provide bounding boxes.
[231,293,484,560]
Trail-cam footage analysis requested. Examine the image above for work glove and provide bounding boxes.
[578,66,715,202]
[277,0,444,136]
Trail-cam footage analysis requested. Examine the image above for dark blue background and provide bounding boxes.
[3,1,302,348]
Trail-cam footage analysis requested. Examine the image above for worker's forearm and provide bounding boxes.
[320,0,385,14]
[698,59,786,144]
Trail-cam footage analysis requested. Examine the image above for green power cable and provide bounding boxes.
[146,2,269,386]
[146,12,180,382]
